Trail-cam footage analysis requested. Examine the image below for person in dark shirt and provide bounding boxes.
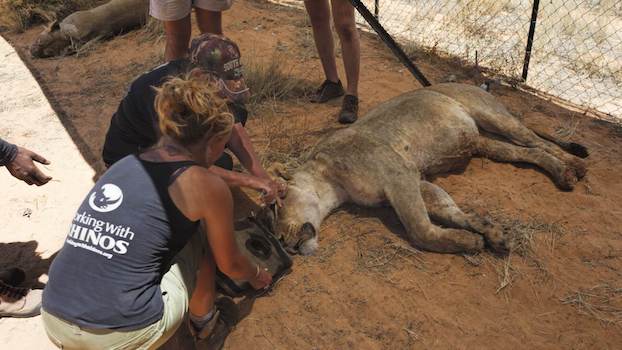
[102,33,286,205]
[0,138,51,318]
[42,74,272,349]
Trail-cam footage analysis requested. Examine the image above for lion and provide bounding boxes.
[30,0,148,58]
[263,83,588,256]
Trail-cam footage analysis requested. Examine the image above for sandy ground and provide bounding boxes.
[0,36,95,349]
[1,0,622,349]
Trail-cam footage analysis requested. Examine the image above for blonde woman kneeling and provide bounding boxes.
[41,75,272,349]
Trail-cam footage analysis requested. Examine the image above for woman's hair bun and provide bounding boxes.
[155,70,234,145]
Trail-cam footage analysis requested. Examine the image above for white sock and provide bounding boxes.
[190,309,216,331]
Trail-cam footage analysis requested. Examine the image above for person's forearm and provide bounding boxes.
[219,253,258,281]
[207,165,260,189]
[0,138,18,167]
[228,124,270,179]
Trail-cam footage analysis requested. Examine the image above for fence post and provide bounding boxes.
[522,0,541,81]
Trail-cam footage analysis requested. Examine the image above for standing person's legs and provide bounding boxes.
[194,0,234,35]
[195,9,223,34]
[331,0,360,123]
[305,0,339,84]
[305,0,345,103]
[163,17,192,61]
[193,0,233,35]
[150,0,193,61]
[331,0,359,97]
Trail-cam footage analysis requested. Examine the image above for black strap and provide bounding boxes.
[168,162,196,186]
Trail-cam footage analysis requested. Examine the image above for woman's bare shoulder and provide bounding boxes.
[176,166,231,200]
[169,165,233,221]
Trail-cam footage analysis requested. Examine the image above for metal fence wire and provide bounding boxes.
[354,0,622,120]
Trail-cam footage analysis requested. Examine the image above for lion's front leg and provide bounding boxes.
[420,181,509,254]
[383,168,484,254]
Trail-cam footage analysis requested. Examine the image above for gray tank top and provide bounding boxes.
[43,155,199,330]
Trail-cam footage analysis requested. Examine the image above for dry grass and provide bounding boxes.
[72,35,102,57]
[562,283,622,325]
[242,49,316,169]
[243,50,315,110]
[554,113,582,140]
[0,0,101,32]
[254,103,317,174]
[355,233,426,274]
[478,213,568,294]
[139,16,164,44]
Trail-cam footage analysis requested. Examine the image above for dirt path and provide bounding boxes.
[0,35,95,349]
[2,0,621,349]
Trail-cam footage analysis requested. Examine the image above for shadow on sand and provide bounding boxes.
[0,241,56,289]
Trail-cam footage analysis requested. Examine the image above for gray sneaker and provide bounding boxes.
[310,80,345,103]
[0,289,42,318]
[190,297,239,350]
[338,94,359,124]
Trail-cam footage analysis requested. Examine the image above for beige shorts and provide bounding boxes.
[150,0,233,21]
[42,232,204,350]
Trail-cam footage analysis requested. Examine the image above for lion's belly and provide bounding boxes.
[404,112,479,175]
[370,97,479,175]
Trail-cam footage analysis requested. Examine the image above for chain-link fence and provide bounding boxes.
[355,0,622,120]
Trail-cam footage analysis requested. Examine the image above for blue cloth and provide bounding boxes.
[0,138,18,166]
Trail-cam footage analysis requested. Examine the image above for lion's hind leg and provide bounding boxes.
[475,136,579,190]
[383,172,484,254]
[472,109,587,180]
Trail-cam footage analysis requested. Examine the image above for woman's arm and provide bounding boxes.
[228,123,270,179]
[206,164,265,190]
[170,167,271,287]
[222,123,287,204]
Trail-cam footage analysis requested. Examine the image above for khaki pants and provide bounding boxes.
[42,232,203,350]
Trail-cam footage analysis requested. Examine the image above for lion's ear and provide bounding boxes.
[267,162,291,181]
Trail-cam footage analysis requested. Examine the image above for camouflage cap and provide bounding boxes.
[189,33,250,103]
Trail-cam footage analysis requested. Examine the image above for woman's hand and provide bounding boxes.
[249,266,272,290]
[255,177,288,207]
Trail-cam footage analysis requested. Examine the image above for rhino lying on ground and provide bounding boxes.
[30,0,148,58]
[268,83,588,255]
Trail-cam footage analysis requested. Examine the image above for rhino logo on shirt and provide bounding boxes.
[88,184,123,213]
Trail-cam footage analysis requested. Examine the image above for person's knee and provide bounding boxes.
[334,21,357,42]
